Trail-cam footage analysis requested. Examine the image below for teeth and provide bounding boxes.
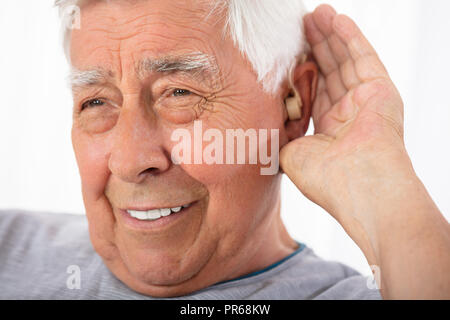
[160,208,171,217]
[128,210,148,220]
[147,209,161,220]
[126,203,190,221]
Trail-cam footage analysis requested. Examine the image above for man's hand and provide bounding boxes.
[280,4,450,299]
[282,4,408,230]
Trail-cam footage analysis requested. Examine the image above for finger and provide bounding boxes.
[304,12,339,76]
[311,6,389,87]
[333,14,390,80]
[326,69,347,104]
[310,5,359,93]
[333,14,375,59]
[312,4,337,38]
[313,91,333,134]
[339,59,360,91]
[327,33,351,66]
[311,74,330,117]
[318,88,362,138]
[305,8,348,104]
[312,5,351,64]
[312,74,332,132]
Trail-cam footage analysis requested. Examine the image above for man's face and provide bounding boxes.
[71,0,291,297]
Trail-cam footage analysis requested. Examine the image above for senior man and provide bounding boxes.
[0,0,449,300]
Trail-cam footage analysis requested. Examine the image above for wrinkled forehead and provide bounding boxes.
[70,0,228,73]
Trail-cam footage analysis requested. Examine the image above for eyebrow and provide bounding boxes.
[138,52,218,80]
[69,68,113,89]
[69,52,219,90]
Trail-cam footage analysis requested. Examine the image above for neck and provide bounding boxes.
[224,192,299,282]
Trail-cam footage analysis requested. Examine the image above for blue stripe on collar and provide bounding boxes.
[214,242,306,286]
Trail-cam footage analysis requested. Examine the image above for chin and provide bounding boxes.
[95,234,220,297]
[102,255,216,298]
[128,254,199,286]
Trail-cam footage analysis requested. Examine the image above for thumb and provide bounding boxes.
[280,134,333,194]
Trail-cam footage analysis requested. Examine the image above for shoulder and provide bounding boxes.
[0,209,100,299]
[278,246,382,300]
[287,246,382,300]
[0,209,89,250]
[196,245,381,300]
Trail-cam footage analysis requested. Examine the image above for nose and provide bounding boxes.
[108,99,171,184]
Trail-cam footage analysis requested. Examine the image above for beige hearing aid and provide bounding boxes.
[285,54,307,121]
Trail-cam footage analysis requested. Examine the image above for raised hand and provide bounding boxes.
[280,4,450,299]
[281,4,409,224]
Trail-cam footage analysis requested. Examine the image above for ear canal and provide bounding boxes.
[285,54,306,121]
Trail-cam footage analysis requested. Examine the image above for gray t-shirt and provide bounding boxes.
[0,210,381,300]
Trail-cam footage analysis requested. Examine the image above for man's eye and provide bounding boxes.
[172,89,191,97]
[81,98,105,110]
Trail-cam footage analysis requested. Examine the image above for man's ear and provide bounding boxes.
[284,57,318,141]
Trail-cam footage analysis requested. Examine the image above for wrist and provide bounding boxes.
[329,150,421,257]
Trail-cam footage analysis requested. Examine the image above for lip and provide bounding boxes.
[117,201,199,231]
[122,202,192,212]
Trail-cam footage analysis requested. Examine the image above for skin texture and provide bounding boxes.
[70,0,450,299]
[281,5,450,299]
[70,0,311,297]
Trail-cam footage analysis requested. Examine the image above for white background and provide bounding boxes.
[1,0,449,276]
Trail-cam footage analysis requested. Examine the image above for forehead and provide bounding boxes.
[70,0,226,72]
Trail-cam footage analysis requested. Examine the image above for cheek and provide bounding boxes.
[72,128,118,260]
[159,96,284,220]
[183,162,280,224]
[72,129,111,200]
[188,163,282,252]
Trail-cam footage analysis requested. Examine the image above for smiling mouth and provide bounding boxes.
[125,203,193,221]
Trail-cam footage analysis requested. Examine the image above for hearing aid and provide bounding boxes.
[285,54,307,121]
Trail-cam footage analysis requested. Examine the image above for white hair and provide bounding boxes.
[55,0,308,94]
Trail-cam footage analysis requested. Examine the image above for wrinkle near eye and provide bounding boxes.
[197,94,217,117]
[153,91,218,125]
